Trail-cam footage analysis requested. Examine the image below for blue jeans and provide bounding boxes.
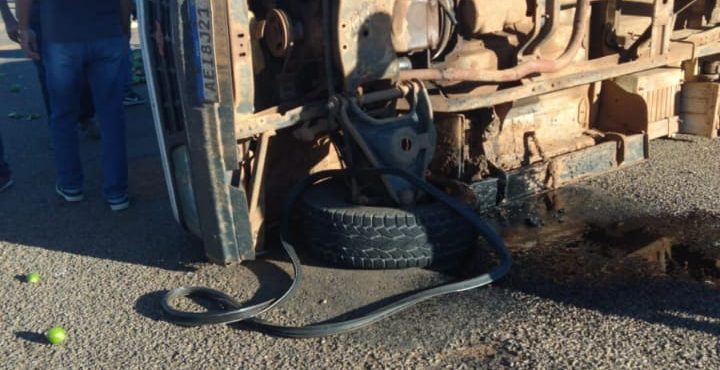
[32,21,95,124]
[126,40,133,95]
[44,36,129,199]
[0,131,9,178]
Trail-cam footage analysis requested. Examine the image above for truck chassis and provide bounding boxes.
[140,0,720,264]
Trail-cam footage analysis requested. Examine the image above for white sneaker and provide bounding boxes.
[0,177,13,192]
[107,195,130,212]
[55,185,84,202]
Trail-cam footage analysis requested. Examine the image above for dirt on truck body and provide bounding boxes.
[139,0,720,265]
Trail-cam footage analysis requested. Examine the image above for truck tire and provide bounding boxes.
[300,180,476,269]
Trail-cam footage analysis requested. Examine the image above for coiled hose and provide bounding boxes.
[161,168,512,338]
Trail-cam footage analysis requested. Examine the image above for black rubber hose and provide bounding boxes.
[161,168,512,338]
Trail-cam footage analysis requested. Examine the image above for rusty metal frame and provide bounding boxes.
[140,0,720,264]
[234,24,720,136]
[426,27,720,112]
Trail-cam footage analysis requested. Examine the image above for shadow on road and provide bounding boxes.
[134,290,169,322]
[500,188,720,337]
[0,57,203,272]
[14,331,48,345]
[509,276,720,336]
[135,258,294,323]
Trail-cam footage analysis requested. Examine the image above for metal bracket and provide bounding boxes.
[333,82,437,204]
[604,131,629,165]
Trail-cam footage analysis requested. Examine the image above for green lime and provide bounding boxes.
[26,272,41,283]
[46,327,66,345]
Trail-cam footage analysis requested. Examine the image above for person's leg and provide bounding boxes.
[35,25,97,141]
[125,40,132,93]
[123,41,145,106]
[86,36,128,202]
[32,59,51,122]
[43,41,85,193]
[30,24,51,125]
[78,77,100,140]
[0,131,12,191]
[124,6,145,107]
[125,0,136,96]
[79,78,96,122]
[0,131,10,178]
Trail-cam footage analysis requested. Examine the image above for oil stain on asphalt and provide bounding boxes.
[497,186,720,286]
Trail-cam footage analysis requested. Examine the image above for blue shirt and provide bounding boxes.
[39,0,125,43]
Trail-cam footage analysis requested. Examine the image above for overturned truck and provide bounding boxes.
[139,0,720,265]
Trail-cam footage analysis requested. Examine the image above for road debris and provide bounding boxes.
[46,327,66,345]
[25,272,41,284]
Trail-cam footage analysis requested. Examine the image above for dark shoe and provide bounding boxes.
[107,195,130,212]
[0,176,14,192]
[55,185,84,202]
[123,91,146,106]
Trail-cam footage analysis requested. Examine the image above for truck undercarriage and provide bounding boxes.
[140,0,720,265]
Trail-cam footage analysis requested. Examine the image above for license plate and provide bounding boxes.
[190,0,219,103]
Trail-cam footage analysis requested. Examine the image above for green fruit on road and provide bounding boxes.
[46,327,66,345]
[26,272,41,283]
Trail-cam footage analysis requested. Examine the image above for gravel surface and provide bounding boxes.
[587,134,720,216]
[2,35,720,370]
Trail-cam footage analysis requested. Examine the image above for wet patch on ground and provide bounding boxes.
[493,186,720,287]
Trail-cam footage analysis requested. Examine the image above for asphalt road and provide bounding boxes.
[1,34,720,370]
